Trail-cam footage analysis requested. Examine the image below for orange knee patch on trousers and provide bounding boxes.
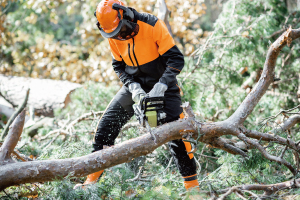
[183,141,194,159]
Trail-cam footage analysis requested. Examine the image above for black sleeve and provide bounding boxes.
[159,45,184,87]
[112,57,135,87]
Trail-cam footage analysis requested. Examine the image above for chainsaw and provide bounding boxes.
[133,96,166,143]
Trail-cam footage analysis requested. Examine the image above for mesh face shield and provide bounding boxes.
[96,19,139,41]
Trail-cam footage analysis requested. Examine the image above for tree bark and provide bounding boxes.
[0,110,25,163]
[0,117,194,191]
[156,0,173,36]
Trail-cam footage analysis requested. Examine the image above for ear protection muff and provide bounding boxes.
[93,4,134,21]
[112,3,134,21]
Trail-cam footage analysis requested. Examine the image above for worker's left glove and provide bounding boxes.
[148,82,168,97]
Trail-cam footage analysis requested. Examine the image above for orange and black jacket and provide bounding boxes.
[108,9,184,91]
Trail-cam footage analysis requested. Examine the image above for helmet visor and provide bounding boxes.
[99,19,139,40]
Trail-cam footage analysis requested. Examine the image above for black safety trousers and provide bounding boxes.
[93,85,197,177]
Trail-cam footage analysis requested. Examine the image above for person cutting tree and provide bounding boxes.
[75,0,199,191]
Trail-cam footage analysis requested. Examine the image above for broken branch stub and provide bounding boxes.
[0,89,29,140]
[0,110,26,163]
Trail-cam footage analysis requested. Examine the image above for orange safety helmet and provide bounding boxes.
[94,0,139,40]
[95,0,124,33]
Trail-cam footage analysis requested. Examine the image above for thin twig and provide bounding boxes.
[142,157,174,178]
[259,105,300,126]
[237,132,297,175]
[196,152,218,159]
[42,132,64,149]
[126,166,145,182]
[235,191,248,200]
[11,150,32,162]
[280,146,288,159]
[2,189,17,200]
[66,111,104,130]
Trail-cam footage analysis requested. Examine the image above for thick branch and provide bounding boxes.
[228,28,300,124]
[240,178,300,195]
[273,115,300,133]
[216,178,300,198]
[209,137,249,155]
[0,118,195,190]
[0,110,26,162]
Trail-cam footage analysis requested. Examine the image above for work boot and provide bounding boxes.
[73,170,104,189]
[183,175,202,200]
[183,174,200,191]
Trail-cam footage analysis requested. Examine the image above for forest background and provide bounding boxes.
[0,0,300,199]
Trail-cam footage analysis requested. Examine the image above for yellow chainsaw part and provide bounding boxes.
[146,111,157,127]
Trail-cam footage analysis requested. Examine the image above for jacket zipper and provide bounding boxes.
[128,43,135,66]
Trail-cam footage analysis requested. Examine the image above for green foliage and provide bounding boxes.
[1,0,300,199]
[179,0,300,198]
[182,0,300,125]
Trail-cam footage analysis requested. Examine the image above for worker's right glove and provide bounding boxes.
[128,82,146,103]
[148,82,168,97]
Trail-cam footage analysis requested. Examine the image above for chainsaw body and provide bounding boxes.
[133,96,166,128]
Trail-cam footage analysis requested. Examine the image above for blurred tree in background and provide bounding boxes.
[0,0,207,83]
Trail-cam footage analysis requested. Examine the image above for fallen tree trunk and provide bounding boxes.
[0,75,82,117]
[0,28,300,195]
